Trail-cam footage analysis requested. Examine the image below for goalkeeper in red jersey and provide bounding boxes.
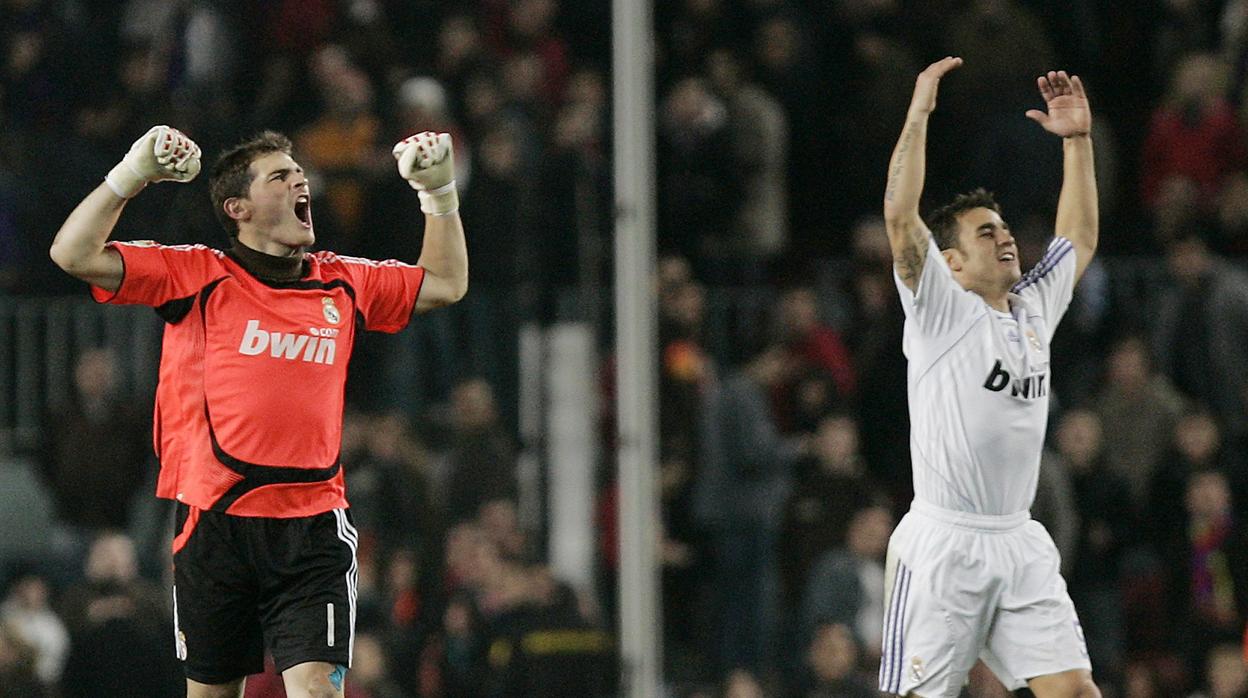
[50,125,468,698]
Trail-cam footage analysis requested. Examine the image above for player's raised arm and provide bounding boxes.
[393,132,469,312]
[1026,70,1097,284]
[884,57,962,292]
[49,126,201,292]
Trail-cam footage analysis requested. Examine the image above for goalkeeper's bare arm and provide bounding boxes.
[50,126,201,292]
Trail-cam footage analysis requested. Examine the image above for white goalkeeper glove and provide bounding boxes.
[105,125,202,199]
[392,132,459,215]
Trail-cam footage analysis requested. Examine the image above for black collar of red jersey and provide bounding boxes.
[228,239,308,283]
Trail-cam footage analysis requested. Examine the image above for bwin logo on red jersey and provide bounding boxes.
[238,320,336,364]
[982,359,1047,399]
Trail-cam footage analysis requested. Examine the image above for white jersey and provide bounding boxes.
[894,236,1076,515]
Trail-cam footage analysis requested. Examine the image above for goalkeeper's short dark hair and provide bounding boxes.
[209,131,293,238]
[927,188,1003,251]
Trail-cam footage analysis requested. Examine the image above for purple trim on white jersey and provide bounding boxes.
[879,563,913,694]
[1012,237,1074,293]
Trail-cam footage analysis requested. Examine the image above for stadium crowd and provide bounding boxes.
[3,0,1248,696]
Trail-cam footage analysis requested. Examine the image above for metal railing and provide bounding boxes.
[0,256,1176,454]
[0,298,163,452]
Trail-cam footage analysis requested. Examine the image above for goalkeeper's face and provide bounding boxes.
[240,151,315,250]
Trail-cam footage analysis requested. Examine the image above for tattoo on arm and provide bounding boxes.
[884,122,916,203]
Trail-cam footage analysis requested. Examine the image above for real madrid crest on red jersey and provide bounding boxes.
[322,297,341,324]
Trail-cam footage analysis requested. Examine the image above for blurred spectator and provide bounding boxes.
[706,47,789,280]
[659,0,743,84]
[58,531,181,696]
[653,272,714,677]
[1153,409,1234,532]
[1214,171,1248,255]
[798,503,891,662]
[723,667,766,698]
[1031,445,1079,575]
[1094,334,1187,513]
[1052,409,1132,680]
[246,0,339,130]
[695,339,806,676]
[795,622,877,698]
[419,590,486,697]
[938,0,1055,170]
[0,620,44,697]
[0,572,67,690]
[467,534,614,696]
[774,285,856,407]
[484,0,570,106]
[1153,0,1223,82]
[478,498,529,562]
[1141,54,1246,219]
[844,216,910,506]
[658,76,740,280]
[778,413,877,612]
[436,14,490,110]
[373,547,427,692]
[834,30,919,233]
[351,630,407,698]
[751,13,833,247]
[1161,469,1248,681]
[1,0,71,129]
[498,51,553,133]
[1154,230,1248,464]
[1122,656,1181,698]
[1194,643,1248,698]
[440,378,519,525]
[659,276,712,466]
[355,411,440,558]
[38,348,150,540]
[538,67,611,295]
[294,45,384,250]
[459,119,532,294]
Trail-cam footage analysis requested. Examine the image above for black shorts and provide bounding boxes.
[171,502,358,684]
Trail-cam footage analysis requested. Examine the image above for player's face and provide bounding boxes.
[949,207,1020,291]
[241,151,315,252]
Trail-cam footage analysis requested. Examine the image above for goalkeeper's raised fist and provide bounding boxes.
[105,126,202,199]
[393,132,458,215]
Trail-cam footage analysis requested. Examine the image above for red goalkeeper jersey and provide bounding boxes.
[91,241,425,517]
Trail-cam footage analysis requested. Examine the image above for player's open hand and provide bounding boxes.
[1026,71,1091,138]
[909,56,963,115]
[105,126,201,199]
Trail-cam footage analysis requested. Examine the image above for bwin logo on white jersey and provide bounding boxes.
[238,320,336,364]
[982,359,1047,399]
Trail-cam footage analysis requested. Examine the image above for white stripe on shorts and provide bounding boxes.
[327,602,335,647]
[332,508,359,665]
[173,585,187,661]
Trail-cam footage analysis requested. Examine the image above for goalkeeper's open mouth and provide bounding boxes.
[294,194,313,229]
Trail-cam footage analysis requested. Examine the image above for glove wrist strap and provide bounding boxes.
[104,160,148,199]
[418,181,459,216]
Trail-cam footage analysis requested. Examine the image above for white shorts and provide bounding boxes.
[877,500,1091,697]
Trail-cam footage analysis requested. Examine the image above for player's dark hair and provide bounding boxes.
[927,188,1003,251]
[209,131,293,238]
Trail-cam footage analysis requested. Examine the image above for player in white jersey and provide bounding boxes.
[877,57,1101,697]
